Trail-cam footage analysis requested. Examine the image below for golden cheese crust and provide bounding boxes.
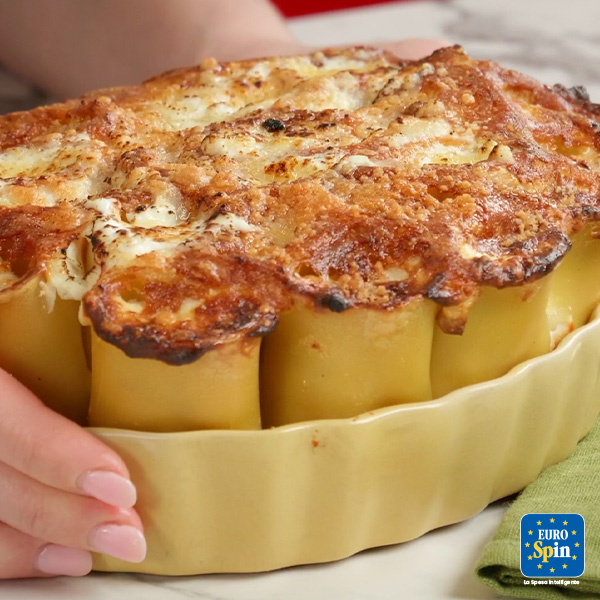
[1,46,599,363]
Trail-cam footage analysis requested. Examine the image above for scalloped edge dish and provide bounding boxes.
[89,308,600,575]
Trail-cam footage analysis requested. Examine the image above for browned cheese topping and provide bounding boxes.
[0,46,599,363]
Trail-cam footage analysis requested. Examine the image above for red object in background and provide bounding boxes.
[273,0,413,18]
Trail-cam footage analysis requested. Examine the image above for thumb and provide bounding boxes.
[376,38,450,60]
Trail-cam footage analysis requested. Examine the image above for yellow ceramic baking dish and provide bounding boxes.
[90,307,600,574]
[1,45,600,576]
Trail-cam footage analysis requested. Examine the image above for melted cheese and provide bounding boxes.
[0,45,599,368]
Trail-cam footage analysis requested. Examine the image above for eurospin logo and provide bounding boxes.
[520,513,585,579]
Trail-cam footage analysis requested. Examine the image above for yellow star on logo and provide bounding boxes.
[575,542,580,547]
[537,520,542,526]
[528,555,533,560]
[563,520,568,526]
[572,530,577,535]
[550,568,555,573]
[528,530,533,535]
[538,564,542,569]
[550,518,555,523]
[563,564,568,569]
[573,556,577,560]
[525,542,530,548]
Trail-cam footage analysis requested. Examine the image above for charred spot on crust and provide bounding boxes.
[573,204,600,220]
[464,232,571,288]
[426,274,459,305]
[95,323,210,366]
[249,314,278,337]
[552,83,600,114]
[568,85,590,102]
[262,118,285,133]
[319,292,351,313]
[85,298,277,365]
[404,101,426,116]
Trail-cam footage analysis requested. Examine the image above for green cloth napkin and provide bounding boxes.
[476,416,600,599]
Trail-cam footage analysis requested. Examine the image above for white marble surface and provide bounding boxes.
[2,0,599,598]
[2,502,505,600]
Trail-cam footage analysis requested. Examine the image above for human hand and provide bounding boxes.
[0,0,448,99]
[0,368,145,579]
[372,38,450,60]
[201,0,448,65]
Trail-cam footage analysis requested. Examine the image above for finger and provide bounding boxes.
[0,368,136,508]
[376,38,450,60]
[0,523,91,579]
[0,460,146,563]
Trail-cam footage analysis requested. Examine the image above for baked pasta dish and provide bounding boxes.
[1,45,600,433]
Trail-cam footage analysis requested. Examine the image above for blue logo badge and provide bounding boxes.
[520,513,584,578]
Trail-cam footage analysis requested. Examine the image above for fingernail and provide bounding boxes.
[36,544,92,576]
[88,524,146,563]
[78,470,137,508]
